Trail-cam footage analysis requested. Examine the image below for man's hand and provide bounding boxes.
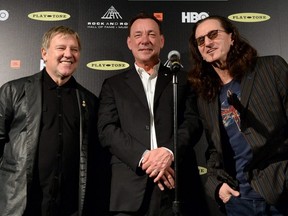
[156,167,175,191]
[141,147,174,182]
[219,183,240,203]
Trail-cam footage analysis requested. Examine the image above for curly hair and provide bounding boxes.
[188,15,257,101]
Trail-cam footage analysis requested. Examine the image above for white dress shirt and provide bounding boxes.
[135,63,159,150]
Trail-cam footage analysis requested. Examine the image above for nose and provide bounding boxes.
[204,36,213,45]
[63,48,73,58]
[141,35,150,45]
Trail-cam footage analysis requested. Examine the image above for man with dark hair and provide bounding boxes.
[98,13,202,216]
[188,15,288,215]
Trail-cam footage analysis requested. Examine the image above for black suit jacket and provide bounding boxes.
[98,64,202,212]
[198,56,288,205]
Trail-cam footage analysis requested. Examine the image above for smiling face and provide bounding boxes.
[195,19,233,65]
[41,33,80,85]
[127,18,164,69]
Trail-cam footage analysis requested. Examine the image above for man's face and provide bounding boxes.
[41,33,80,82]
[127,18,164,67]
[195,19,233,65]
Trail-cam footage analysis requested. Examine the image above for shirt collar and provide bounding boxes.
[135,62,160,79]
[43,69,77,90]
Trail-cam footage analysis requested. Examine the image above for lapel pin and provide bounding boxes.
[82,100,86,107]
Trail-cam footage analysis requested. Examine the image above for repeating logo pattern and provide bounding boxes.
[0,10,9,21]
[87,6,128,29]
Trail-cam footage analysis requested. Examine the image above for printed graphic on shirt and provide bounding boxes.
[221,90,241,131]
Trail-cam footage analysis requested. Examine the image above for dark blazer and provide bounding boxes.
[97,64,202,212]
[198,56,288,205]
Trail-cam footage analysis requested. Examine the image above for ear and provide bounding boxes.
[228,33,234,46]
[41,48,47,61]
[160,35,165,49]
[127,36,132,50]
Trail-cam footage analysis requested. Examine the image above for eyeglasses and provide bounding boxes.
[195,29,226,47]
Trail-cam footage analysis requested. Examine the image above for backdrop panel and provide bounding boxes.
[1,0,288,215]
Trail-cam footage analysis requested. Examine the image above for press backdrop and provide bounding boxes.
[1,0,287,215]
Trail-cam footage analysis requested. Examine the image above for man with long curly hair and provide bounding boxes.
[188,15,288,215]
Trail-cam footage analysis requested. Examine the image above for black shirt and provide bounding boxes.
[25,70,80,216]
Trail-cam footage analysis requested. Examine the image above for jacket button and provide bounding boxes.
[145,125,150,130]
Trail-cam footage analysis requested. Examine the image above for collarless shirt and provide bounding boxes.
[220,79,263,200]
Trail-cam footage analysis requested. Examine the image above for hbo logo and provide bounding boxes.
[182,12,209,23]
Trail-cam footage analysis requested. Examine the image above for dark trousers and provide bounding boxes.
[111,179,174,216]
[225,196,288,216]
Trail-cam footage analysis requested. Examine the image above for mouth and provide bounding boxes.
[60,60,73,65]
[207,48,217,54]
[139,48,153,52]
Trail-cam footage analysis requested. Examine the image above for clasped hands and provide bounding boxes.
[141,147,175,191]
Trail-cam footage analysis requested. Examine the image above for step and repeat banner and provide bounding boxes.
[1,0,287,215]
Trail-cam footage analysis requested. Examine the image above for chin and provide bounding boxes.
[59,70,74,76]
[204,55,219,63]
[204,58,214,63]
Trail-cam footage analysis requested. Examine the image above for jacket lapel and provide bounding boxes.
[125,68,149,108]
[208,97,223,153]
[24,72,43,181]
[240,67,256,109]
[154,65,172,103]
[25,72,42,130]
[124,65,172,108]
